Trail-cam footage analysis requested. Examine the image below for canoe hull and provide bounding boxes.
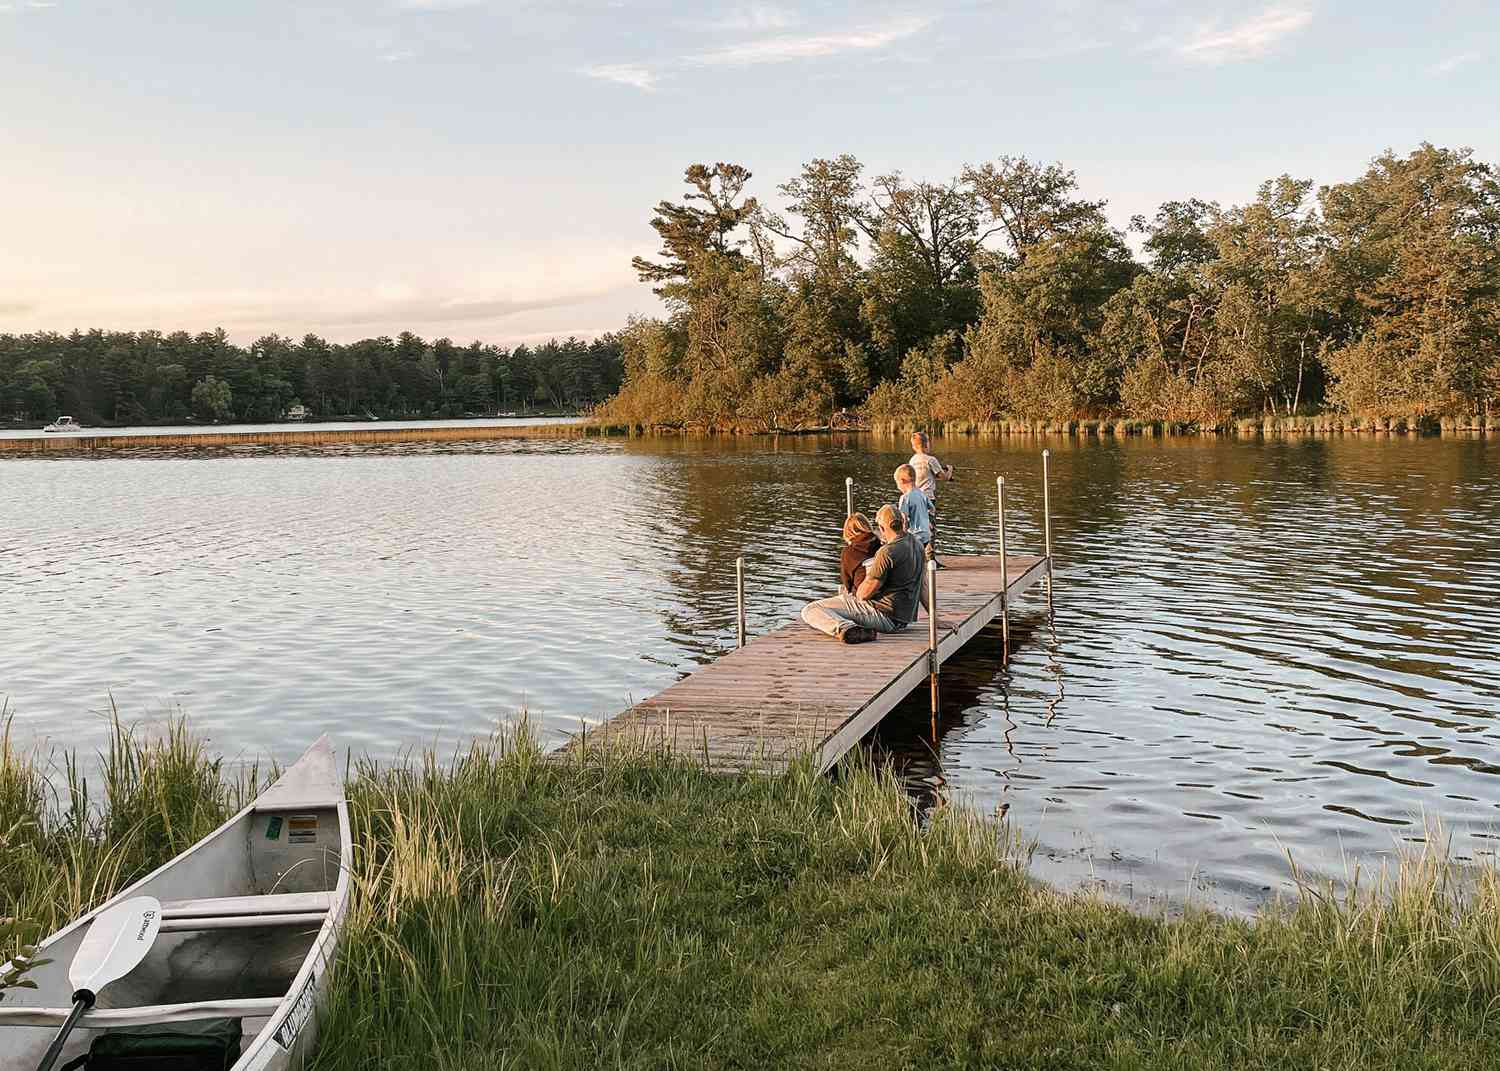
[0,737,349,1071]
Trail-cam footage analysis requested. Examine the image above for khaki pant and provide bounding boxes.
[800,592,903,637]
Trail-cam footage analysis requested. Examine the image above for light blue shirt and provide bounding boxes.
[899,489,932,545]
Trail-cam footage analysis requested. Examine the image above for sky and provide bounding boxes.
[2,1,1498,345]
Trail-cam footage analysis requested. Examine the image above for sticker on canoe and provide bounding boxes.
[265,816,283,840]
[288,815,319,844]
[273,970,317,1051]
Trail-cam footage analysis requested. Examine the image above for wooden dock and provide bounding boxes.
[565,554,1050,772]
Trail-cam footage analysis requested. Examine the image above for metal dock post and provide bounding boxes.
[927,559,939,722]
[997,476,1009,665]
[1042,449,1054,619]
[735,557,746,648]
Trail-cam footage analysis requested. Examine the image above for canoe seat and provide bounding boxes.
[160,891,332,919]
[150,892,333,932]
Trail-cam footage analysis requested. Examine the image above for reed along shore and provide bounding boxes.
[5,718,1500,1069]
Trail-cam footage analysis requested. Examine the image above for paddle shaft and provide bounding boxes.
[35,991,92,1071]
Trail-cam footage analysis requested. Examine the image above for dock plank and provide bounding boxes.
[559,554,1049,773]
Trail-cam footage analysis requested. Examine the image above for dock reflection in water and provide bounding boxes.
[3,433,1498,913]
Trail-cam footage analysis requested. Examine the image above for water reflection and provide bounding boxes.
[2,433,1498,913]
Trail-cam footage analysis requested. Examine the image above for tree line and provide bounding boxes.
[0,330,624,425]
[599,144,1500,431]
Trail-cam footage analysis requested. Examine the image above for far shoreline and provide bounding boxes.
[4,412,1496,453]
[0,415,592,452]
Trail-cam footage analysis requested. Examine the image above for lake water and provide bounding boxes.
[3,433,1497,913]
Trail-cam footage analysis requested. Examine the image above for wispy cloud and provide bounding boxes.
[582,63,658,91]
[3,239,653,339]
[689,14,932,67]
[1432,51,1479,75]
[6,283,631,333]
[328,289,610,326]
[1176,5,1313,64]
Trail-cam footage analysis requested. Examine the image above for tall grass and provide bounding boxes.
[313,729,1500,1070]
[0,711,265,948]
[8,717,1500,1067]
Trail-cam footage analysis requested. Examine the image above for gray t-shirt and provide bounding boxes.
[865,533,925,625]
[909,451,946,500]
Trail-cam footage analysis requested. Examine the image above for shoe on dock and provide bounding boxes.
[838,625,877,644]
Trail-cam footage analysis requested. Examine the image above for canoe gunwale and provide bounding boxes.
[0,997,284,1029]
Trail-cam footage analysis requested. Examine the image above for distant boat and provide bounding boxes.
[0,736,350,1071]
[43,416,84,433]
[498,411,517,418]
[286,405,308,421]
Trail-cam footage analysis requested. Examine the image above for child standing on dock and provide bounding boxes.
[909,431,953,563]
[895,465,932,551]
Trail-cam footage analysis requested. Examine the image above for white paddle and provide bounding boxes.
[36,896,161,1071]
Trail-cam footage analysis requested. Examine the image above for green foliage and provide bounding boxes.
[0,916,48,1002]
[1319,144,1500,417]
[190,374,234,421]
[632,163,760,298]
[605,143,1500,432]
[1203,176,1325,416]
[864,331,959,423]
[965,155,1110,265]
[940,227,1137,422]
[0,329,624,425]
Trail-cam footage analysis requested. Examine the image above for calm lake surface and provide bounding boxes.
[4,433,1498,912]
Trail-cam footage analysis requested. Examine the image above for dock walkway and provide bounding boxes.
[566,554,1049,772]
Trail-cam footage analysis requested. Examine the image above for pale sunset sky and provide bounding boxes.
[3,1,1497,345]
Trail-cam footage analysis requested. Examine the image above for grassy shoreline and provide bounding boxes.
[590,414,1500,438]
[6,720,1499,1068]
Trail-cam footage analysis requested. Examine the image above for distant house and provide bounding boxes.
[286,404,308,421]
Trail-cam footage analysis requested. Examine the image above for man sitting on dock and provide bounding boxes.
[800,504,926,644]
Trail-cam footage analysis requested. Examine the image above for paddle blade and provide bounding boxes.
[68,896,161,999]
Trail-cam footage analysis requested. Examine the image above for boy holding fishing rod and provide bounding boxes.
[909,431,954,565]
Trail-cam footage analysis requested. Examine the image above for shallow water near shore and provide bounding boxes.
[4,432,1498,913]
